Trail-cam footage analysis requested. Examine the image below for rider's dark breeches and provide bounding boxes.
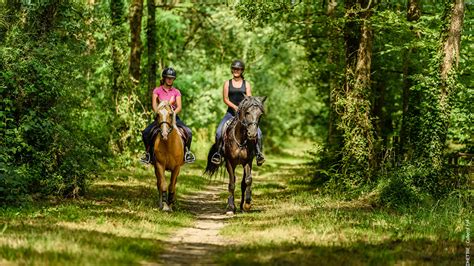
[176,116,192,150]
[142,121,156,152]
[215,112,234,142]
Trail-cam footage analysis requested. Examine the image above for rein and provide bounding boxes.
[231,118,247,149]
[157,121,173,135]
[230,103,262,150]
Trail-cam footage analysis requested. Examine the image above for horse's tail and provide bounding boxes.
[204,143,221,177]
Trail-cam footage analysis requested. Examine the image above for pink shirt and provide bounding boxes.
[153,86,181,110]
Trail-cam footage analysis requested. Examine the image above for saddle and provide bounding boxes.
[176,126,190,146]
[220,118,235,151]
[149,124,189,163]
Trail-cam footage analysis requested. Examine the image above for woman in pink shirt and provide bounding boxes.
[141,67,195,164]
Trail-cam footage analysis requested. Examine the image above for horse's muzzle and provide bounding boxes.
[158,121,173,141]
[247,132,258,140]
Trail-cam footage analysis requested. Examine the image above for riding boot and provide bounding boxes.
[211,139,224,165]
[140,129,153,164]
[184,146,196,163]
[256,138,265,166]
[140,145,151,164]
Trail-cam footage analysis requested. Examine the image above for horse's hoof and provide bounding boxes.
[225,211,235,216]
[162,203,172,212]
[242,203,252,212]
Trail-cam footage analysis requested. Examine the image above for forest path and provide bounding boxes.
[159,181,233,264]
[158,140,310,264]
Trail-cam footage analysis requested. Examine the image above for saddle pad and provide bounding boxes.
[150,126,187,154]
[176,126,188,144]
[222,119,233,137]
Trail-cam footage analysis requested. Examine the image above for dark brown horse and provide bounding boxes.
[152,101,184,211]
[205,96,266,214]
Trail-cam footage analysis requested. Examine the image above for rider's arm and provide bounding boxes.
[223,81,238,111]
[174,95,182,114]
[246,81,252,96]
[152,92,159,113]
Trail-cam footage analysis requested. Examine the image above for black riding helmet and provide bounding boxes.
[162,67,177,79]
[230,60,245,71]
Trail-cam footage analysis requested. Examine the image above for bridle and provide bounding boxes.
[231,103,263,149]
[157,121,173,135]
[236,103,263,128]
[156,104,175,136]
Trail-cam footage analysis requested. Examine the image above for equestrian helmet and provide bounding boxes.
[162,67,177,79]
[231,60,245,71]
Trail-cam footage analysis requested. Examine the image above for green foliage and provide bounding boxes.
[1,0,471,206]
[136,4,320,151]
[237,1,473,203]
[377,166,428,209]
[449,8,474,152]
[1,1,110,204]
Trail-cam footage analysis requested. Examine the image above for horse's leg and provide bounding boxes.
[226,160,237,214]
[242,163,253,212]
[167,166,180,211]
[240,170,247,211]
[155,164,170,211]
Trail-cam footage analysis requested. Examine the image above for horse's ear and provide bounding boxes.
[258,96,267,104]
[158,100,168,107]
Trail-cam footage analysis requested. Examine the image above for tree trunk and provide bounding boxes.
[340,0,375,179]
[111,0,125,93]
[147,0,157,102]
[129,0,144,85]
[436,0,464,159]
[440,0,464,90]
[413,0,464,170]
[327,0,341,151]
[399,0,421,161]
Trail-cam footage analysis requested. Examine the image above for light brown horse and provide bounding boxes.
[152,101,184,211]
[205,96,266,214]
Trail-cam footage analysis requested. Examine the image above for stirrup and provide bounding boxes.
[140,152,151,165]
[185,150,196,163]
[211,152,222,165]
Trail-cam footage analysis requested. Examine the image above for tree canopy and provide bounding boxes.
[1,0,472,206]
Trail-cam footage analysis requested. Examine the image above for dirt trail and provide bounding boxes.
[159,182,233,265]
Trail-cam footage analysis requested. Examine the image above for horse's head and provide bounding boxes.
[237,96,266,141]
[155,101,175,141]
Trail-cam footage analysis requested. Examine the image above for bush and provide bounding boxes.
[0,1,105,205]
[377,165,432,209]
